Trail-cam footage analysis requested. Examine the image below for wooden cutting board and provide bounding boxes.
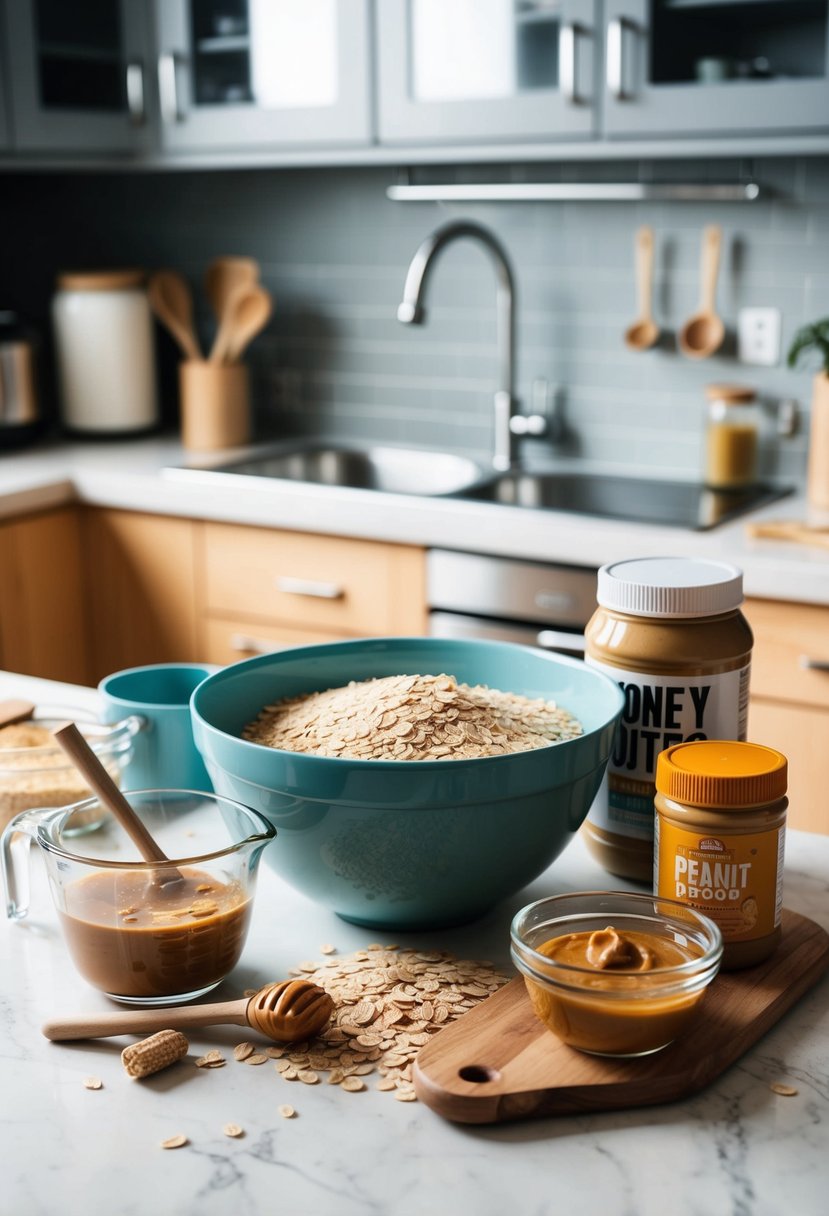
[413,908,829,1124]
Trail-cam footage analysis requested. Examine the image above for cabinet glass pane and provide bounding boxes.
[190,0,338,109]
[410,0,560,102]
[35,0,125,111]
[650,0,828,86]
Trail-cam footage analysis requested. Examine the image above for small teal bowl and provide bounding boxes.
[190,637,624,930]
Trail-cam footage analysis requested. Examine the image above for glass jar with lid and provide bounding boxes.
[704,384,760,489]
[52,270,159,435]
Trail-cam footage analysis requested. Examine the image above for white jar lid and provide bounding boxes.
[596,556,744,619]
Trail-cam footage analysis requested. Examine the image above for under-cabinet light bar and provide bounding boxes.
[386,182,761,203]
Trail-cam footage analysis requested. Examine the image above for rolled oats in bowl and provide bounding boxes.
[0,708,140,832]
[243,672,583,761]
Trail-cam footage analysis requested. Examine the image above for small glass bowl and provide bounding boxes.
[510,891,723,1058]
[0,707,140,835]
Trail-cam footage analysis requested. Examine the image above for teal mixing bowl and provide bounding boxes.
[190,637,624,930]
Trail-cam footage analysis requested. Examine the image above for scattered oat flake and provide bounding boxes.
[376,1078,396,1091]
[83,1077,103,1090]
[298,1070,320,1085]
[394,1088,417,1102]
[245,1054,268,1066]
[161,1135,188,1150]
[341,1076,365,1092]
[770,1082,799,1096]
[196,1051,225,1068]
[279,1105,296,1118]
[223,1124,244,1138]
[320,944,336,955]
[234,1043,255,1062]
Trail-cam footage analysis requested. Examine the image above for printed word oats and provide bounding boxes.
[243,673,582,761]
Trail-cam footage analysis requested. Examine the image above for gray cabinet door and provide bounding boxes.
[0,3,10,147]
[377,0,598,144]
[604,0,829,138]
[154,0,371,152]
[5,0,151,152]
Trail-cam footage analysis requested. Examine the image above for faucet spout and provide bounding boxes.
[397,220,517,471]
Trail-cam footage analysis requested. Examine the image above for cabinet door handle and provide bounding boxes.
[158,52,184,123]
[275,575,345,600]
[536,629,586,654]
[560,23,588,105]
[125,60,145,125]
[799,656,829,673]
[606,17,635,101]
[230,633,286,655]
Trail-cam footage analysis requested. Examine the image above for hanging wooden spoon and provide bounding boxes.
[42,978,334,1044]
[52,722,183,886]
[209,284,273,364]
[148,270,202,362]
[678,225,725,359]
[204,257,260,324]
[624,226,659,351]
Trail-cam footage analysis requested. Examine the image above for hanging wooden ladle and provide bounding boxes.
[624,225,659,351]
[678,225,725,359]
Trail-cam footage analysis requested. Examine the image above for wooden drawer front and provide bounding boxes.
[749,699,829,835]
[203,617,349,666]
[744,598,829,710]
[202,524,426,635]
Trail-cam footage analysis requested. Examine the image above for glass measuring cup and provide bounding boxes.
[2,789,275,1005]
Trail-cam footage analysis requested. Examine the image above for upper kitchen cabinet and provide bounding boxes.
[604,0,829,138]
[152,0,371,152]
[3,0,152,152]
[376,0,598,144]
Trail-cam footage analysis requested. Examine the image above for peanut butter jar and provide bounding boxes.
[654,740,788,970]
[584,557,753,883]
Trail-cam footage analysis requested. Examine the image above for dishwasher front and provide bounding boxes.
[426,549,597,655]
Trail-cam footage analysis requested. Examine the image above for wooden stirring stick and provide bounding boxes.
[0,699,36,729]
[52,722,183,882]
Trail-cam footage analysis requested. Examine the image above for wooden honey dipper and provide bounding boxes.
[42,979,334,1044]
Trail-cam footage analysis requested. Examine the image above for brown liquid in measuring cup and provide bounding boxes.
[58,868,251,998]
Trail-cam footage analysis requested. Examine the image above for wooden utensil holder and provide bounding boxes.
[179,360,250,452]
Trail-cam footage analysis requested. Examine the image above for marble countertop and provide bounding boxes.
[1,671,828,1216]
[2,435,829,605]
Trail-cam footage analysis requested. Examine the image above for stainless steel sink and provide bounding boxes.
[455,470,792,530]
[168,444,485,497]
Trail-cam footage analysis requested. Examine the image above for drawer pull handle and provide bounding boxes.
[799,656,829,673]
[275,576,344,600]
[536,629,586,654]
[230,633,286,655]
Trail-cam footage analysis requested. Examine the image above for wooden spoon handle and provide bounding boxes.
[635,226,654,322]
[699,224,722,313]
[0,699,36,729]
[42,999,250,1041]
[52,723,170,865]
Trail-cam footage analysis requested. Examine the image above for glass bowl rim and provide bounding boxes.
[0,707,140,766]
[510,889,724,984]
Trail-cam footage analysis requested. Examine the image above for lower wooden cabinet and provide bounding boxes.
[198,521,428,663]
[744,597,829,835]
[0,506,89,684]
[81,508,200,684]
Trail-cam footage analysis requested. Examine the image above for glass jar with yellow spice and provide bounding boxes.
[704,384,760,489]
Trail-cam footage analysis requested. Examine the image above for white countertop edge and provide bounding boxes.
[2,437,828,605]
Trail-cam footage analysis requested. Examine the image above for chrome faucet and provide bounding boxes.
[397,219,546,472]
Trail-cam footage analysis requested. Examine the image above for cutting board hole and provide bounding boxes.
[458,1064,501,1084]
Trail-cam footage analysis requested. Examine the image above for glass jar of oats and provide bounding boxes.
[0,708,140,834]
[704,384,760,489]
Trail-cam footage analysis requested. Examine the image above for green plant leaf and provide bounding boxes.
[787,319,829,375]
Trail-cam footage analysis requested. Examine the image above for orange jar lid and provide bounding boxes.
[655,740,787,808]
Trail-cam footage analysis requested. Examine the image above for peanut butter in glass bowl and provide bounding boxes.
[510,892,723,1057]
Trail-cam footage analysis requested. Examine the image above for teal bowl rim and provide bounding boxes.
[189,635,625,774]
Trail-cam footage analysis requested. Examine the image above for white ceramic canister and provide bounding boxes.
[52,270,159,434]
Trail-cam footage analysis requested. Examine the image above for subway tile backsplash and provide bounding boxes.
[3,157,829,486]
